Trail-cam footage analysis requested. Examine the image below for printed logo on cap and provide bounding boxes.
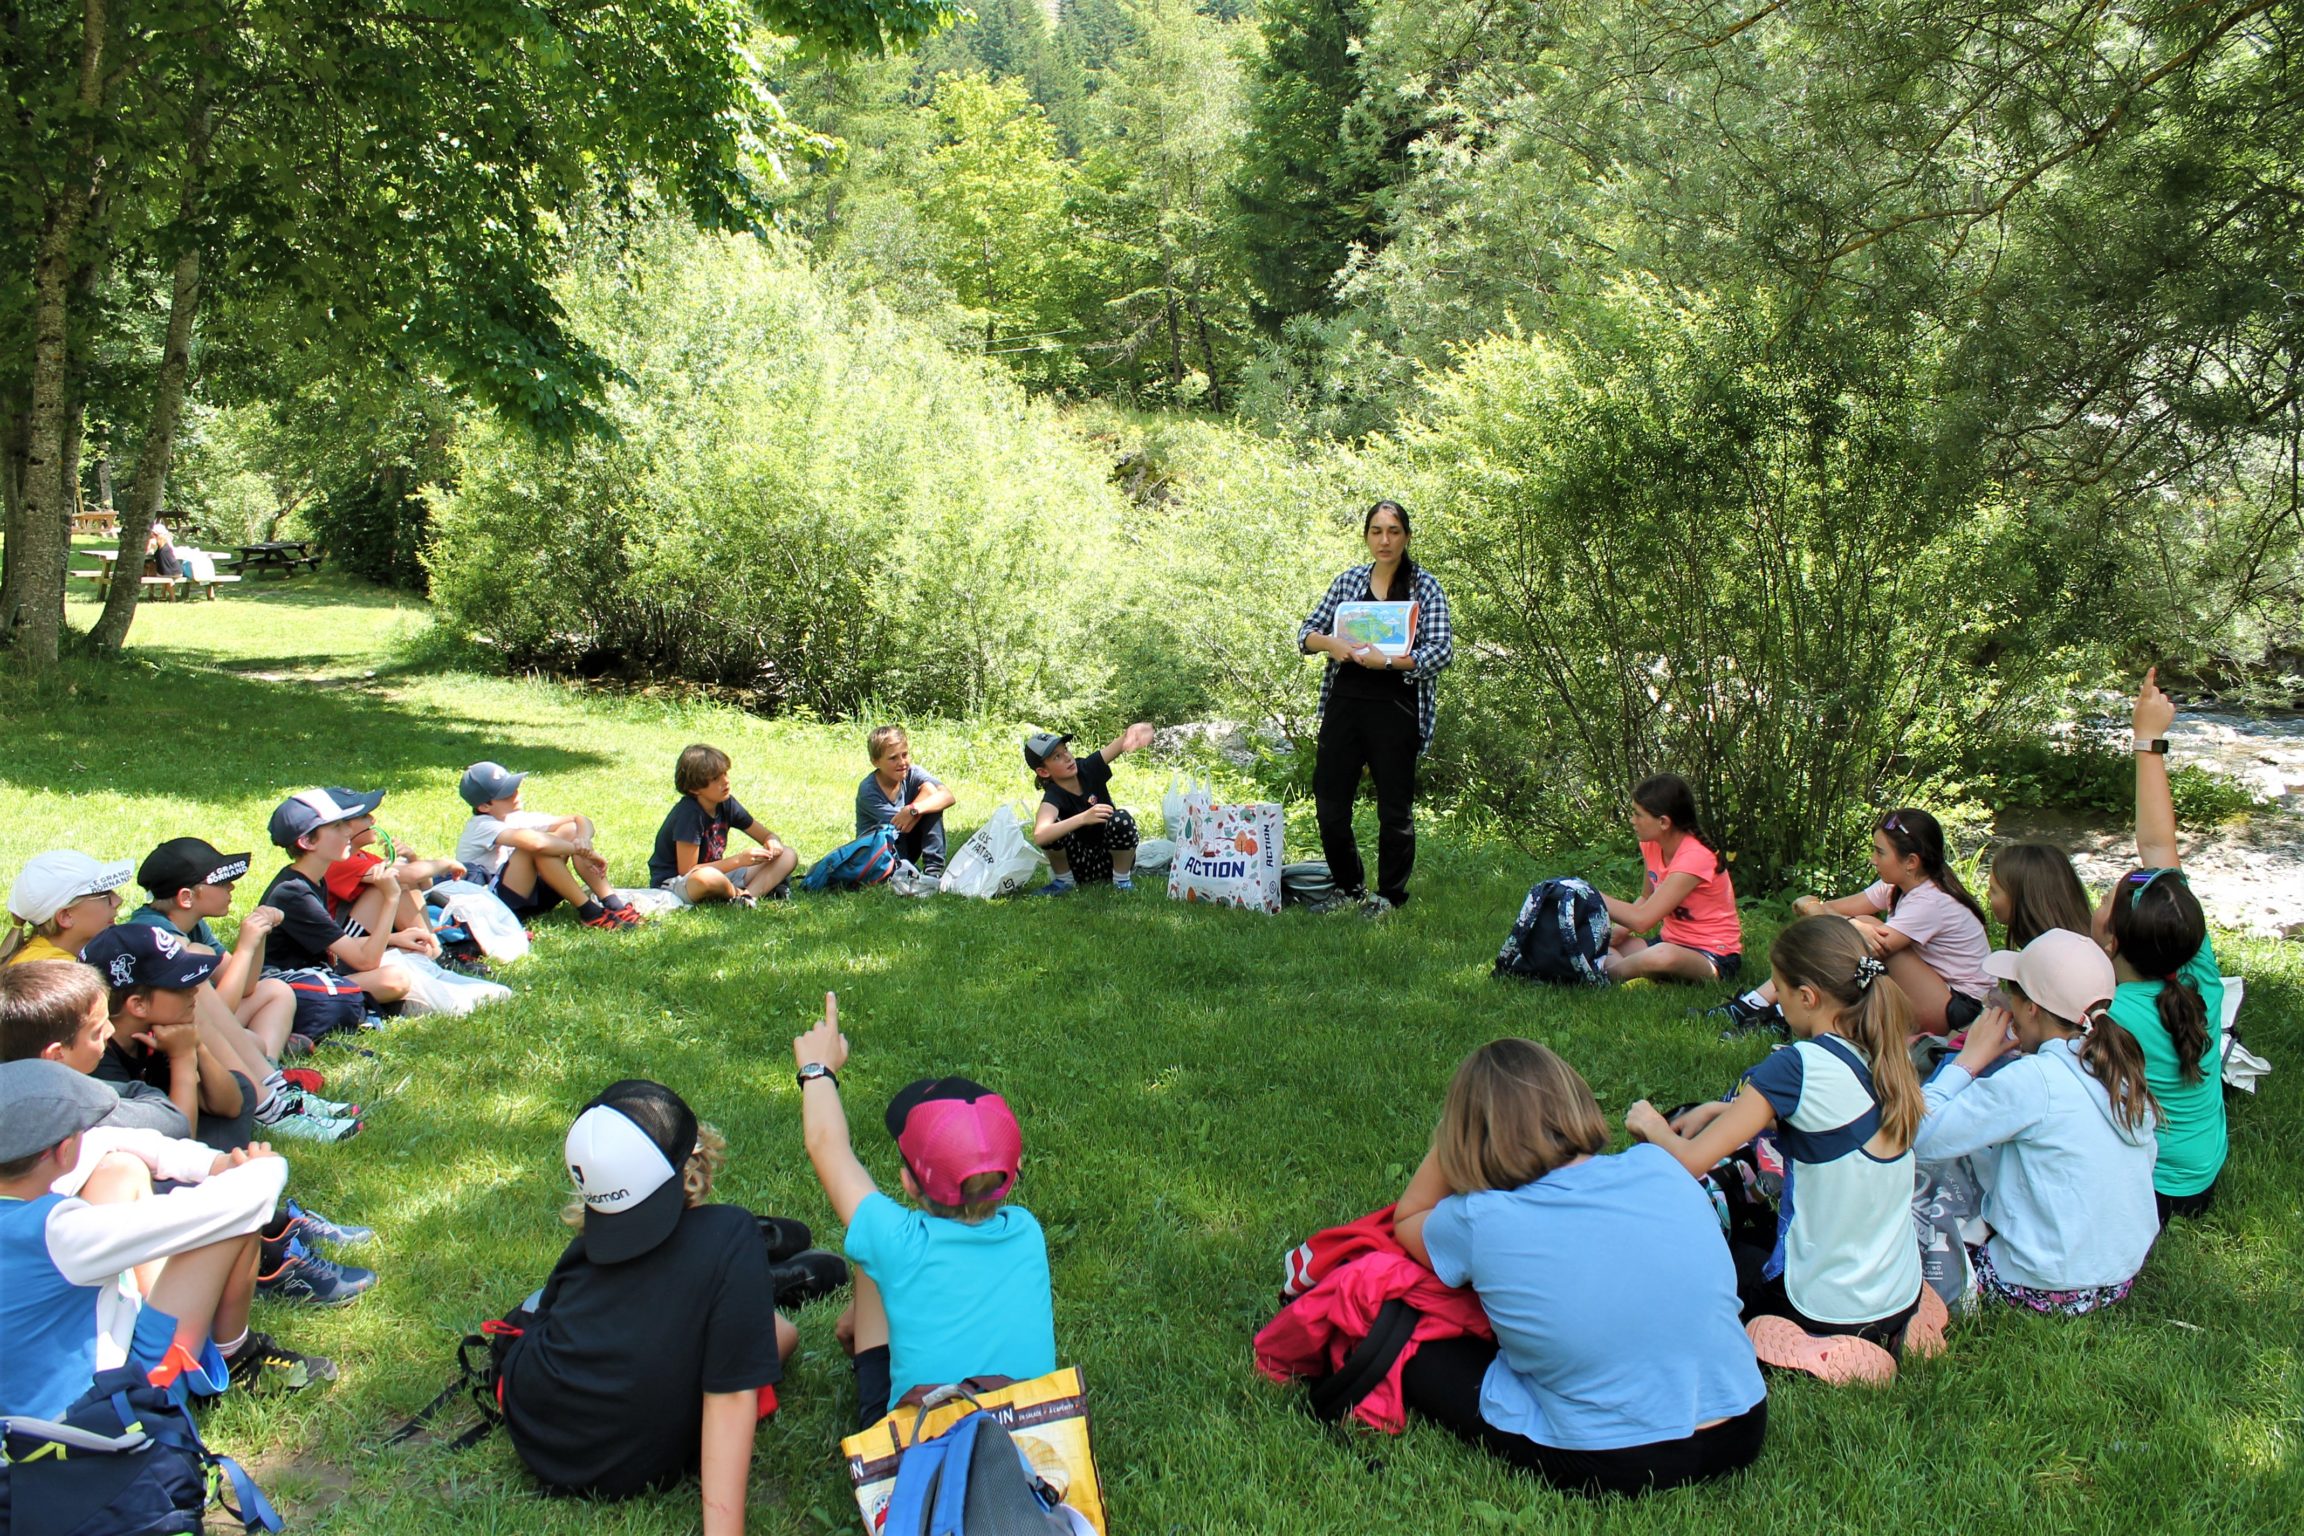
[153,930,182,960]
[207,857,249,884]
[107,954,135,987]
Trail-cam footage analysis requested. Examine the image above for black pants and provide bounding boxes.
[1313,692,1420,904]
[1400,1335,1766,1497]
[1732,1242,1916,1354]
[895,813,947,877]
[2157,1183,2217,1226]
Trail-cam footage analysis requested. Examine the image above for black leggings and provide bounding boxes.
[1400,1335,1766,1497]
[1312,691,1420,905]
[2157,1183,2217,1226]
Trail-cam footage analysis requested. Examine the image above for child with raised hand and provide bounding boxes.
[1602,773,1742,985]
[648,744,799,907]
[856,726,956,879]
[1391,1039,1766,1496]
[793,993,1056,1428]
[1027,724,1155,894]
[1630,916,1937,1386]
[1986,843,2093,950]
[457,762,643,929]
[3,851,131,965]
[1711,807,1992,1038]
[1914,929,2159,1312]
[2102,668,2227,1225]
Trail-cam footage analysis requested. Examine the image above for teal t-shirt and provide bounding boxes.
[844,1192,1056,1404]
[2108,936,2226,1197]
[125,905,219,949]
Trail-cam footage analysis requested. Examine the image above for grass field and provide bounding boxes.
[6,576,2300,1535]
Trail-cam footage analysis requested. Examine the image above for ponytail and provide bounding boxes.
[1769,916,1924,1153]
[2108,868,2212,1082]
[0,921,27,963]
[2077,1005,2161,1135]
[2156,976,2210,1084]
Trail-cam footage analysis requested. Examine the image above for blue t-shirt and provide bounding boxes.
[1421,1144,1763,1451]
[125,905,220,949]
[855,766,943,838]
[844,1192,1056,1405]
[0,1195,103,1420]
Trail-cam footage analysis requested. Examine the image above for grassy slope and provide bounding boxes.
[6,578,2300,1535]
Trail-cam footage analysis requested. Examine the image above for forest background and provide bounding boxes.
[5,0,2303,886]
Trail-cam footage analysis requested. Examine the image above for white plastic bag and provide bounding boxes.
[940,804,1048,899]
[1161,776,1211,841]
[383,951,513,1018]
[1166,794,1283,914]
[431,881,531,962]
[1134,837,1176,874]
[2221,975,2269,1092]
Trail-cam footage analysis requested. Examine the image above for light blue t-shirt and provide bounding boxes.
[1422,1144,1763,1452]
[844,1191,1056,1405]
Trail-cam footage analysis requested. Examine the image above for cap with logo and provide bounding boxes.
[1982,928,2118,1026]
[8,850,135,927]
[81,924,221,992]
[459,761,529,809]
[138,837,252,899]
[885,1076,1022,1210]
[266,787,386,851]
[564,1079,699,1263]
[1021,732,1073,770]
[0,1059,120,1163]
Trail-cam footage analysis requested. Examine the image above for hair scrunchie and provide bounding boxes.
[1852,955,1887,989]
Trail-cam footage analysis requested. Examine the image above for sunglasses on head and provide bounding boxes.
[1881,814,1906,834]
[2125,868,2184,908]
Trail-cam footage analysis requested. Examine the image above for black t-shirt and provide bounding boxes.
[648,793,754,887]
[259,866,350,972]
[1038,751,1115,823]
[502,1203,781,1499]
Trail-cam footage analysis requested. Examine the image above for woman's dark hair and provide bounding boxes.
[1363,499,1417,600]
[1990,842,2092,948]
[1632,773,1711,851]
[1877,808,1988,927]
[2107,869,2211,1082]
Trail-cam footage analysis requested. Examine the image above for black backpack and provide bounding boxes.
[1302,1297,1422,1422]
[0,1366,281,1536]
[381,1303,536,1452]
[1493,876,1612,985]
[879,1408,1075,1536]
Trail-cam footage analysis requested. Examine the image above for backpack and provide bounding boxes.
[1492,876,1612,985]
[802,825,901,893]
[1279,861,1337,907]
[879,1409,1076,1536]
[0,1366,281,1536]
[1302,1296,1421,1423]
[381,1303,536,1453]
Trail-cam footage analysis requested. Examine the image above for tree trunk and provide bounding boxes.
[12,0,108,674]
[92,241,201,654]
[94,454,112,509]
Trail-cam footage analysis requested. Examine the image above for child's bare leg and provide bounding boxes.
[235,978,296,1060]
[837,1271,889,1358]
[148,1230,260,1358]
[1887,951,1953,1033]
[1610,928,1647,957]
[508,849,590,908]
[346,883,397,942]
[774,1312,799,1362]
[574,852,614,900]
[1606,941,1720,984]
[345,967,410,1004]
[193,986,279,1106]
[1046,849,1072,880]
[683,866,741,903]
[1113,848,1136,876]
[740,846,799,894]
[82,1153,165,1295]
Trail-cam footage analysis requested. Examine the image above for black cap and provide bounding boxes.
[138,838,251,899]
[81,924,221,992]
[565,1079,699,1264]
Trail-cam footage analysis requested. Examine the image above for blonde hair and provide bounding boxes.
[562,1122,726,1231]
[1769,916,1924,1153]
[1433,1039,1610,1194]
[674,744,732,796]
[921,1169,1010,1222]
[867,725,909,763]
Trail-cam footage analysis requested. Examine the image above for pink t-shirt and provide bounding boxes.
[1863,880,1994,1000]
[1641,838,1741,956]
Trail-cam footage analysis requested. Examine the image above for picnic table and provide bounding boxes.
[71,509,120,538]
[234,540,324,578]
[69,548,240,602]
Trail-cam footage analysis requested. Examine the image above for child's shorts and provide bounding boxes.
[130,1301,228,1401]
[854,1343,893,1431]
[1694,948,1742,983]
[1945,991,1986,1032]
[491,870,562,920]
[1053,808,1139,885]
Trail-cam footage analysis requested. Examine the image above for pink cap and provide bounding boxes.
[887,1077,1021,1209]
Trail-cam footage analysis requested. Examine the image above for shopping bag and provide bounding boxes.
[1166,793,1284,914]
[940,804,1049,899]
[841,1366,1107,1536]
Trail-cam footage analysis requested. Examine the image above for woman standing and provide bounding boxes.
[1298,500,1453,915]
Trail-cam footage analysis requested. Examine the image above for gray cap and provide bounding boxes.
[459,761,528,808]
[1022,732,1073,770]
[0,1060,118,1163]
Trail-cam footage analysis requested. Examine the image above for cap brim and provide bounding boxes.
[579,1175,686,1263]
[1982,950,2024,982]
[204,854,252,884]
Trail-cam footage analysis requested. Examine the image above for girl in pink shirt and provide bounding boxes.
[1788,808,1994,1033]
[1603,775,1743,983]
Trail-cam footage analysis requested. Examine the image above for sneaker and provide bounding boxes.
[257,1237,377,1307]
[262,1106,363,1143]
[438,953,495,979]
[282,1085,362,1119]
[225,1330,339,1391]
[278,1066,326,1095]
[1901,1284,1950,1360]
[1708,995,1787,1042]
[606,902,647,928]
[756,1215,813,1264]
[284,1199,376,1249]
[769,1249,851,1309]
[283,1033,317,1059]
[580,906,624,930]
[1361,893,1398,920]
[1037,879,1076,898]
[1746,1316,1897,1385]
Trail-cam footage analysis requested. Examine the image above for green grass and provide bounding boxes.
[7,577,2302,1534]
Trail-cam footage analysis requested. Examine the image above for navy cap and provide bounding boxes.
[0,1060,119,1163]
[82,924,220,991]
[266,787,385,851]
[459,761,528,809]
[1022,732,1073,770]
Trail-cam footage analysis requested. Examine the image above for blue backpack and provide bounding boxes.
[881,1409,1074,1536]
[1492,875,1612,986]
[0,1366,281,1536]
[802,825,901,893]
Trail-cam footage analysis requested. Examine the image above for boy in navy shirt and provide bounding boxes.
[648,744,797,906]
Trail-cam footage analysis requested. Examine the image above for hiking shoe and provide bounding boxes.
[257,1237,376,1307]
[1902,1284,1950,1360]
[605,902,647,927]
[284,1198,376,1249]
[278,1066,326,1095]
[1746,1317,1897,1386]
[580,906,625,930]
[282,1085,362,1119]
[757,1215,813,1264]
[1709,995,1787,1042]
[226,1330,339,1391]
[770,1249,851,1309]
[262,1106,362,1143]
[283,1033,317,1059]
[1361,893,1398,920]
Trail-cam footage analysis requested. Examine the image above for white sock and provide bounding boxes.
[217,1329,249,1358]
[1112,874,1133,890]
[1740,989,1772,1009]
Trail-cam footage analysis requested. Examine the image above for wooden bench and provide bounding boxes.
[73,550,240,602]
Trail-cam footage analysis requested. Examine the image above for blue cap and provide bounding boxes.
[267,787,386,851]
[459,761,528,809]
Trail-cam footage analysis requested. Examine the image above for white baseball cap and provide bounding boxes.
[564,1080,698,1263]
[8,850,134,927]
[1983,929,2117,1025]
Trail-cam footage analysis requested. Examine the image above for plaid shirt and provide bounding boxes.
[1299,563,1455,751]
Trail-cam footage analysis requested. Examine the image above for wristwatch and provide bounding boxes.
[796,1062,838,1090]
[2132,737,2168,755]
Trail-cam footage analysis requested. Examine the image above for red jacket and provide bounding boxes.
[1254,1203,1493,1434]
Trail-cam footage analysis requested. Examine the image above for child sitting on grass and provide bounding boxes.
[794,992,1057,1428]
[1985,842,2094,951]
[1027,724,1155,894]
[3,851,132,966]
[648,744,798,906]
[855,726,956,879]
[456,761,643,929]
[1629,916,1940,1386]
[129,838,299,1061]
[324,806,465,937]
[1602,773,1742,985]
[0,1058,334,1420]
[259,789,423,1009]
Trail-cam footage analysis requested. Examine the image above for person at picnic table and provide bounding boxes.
[146,519,182,578]
[1298,498,1454,917]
